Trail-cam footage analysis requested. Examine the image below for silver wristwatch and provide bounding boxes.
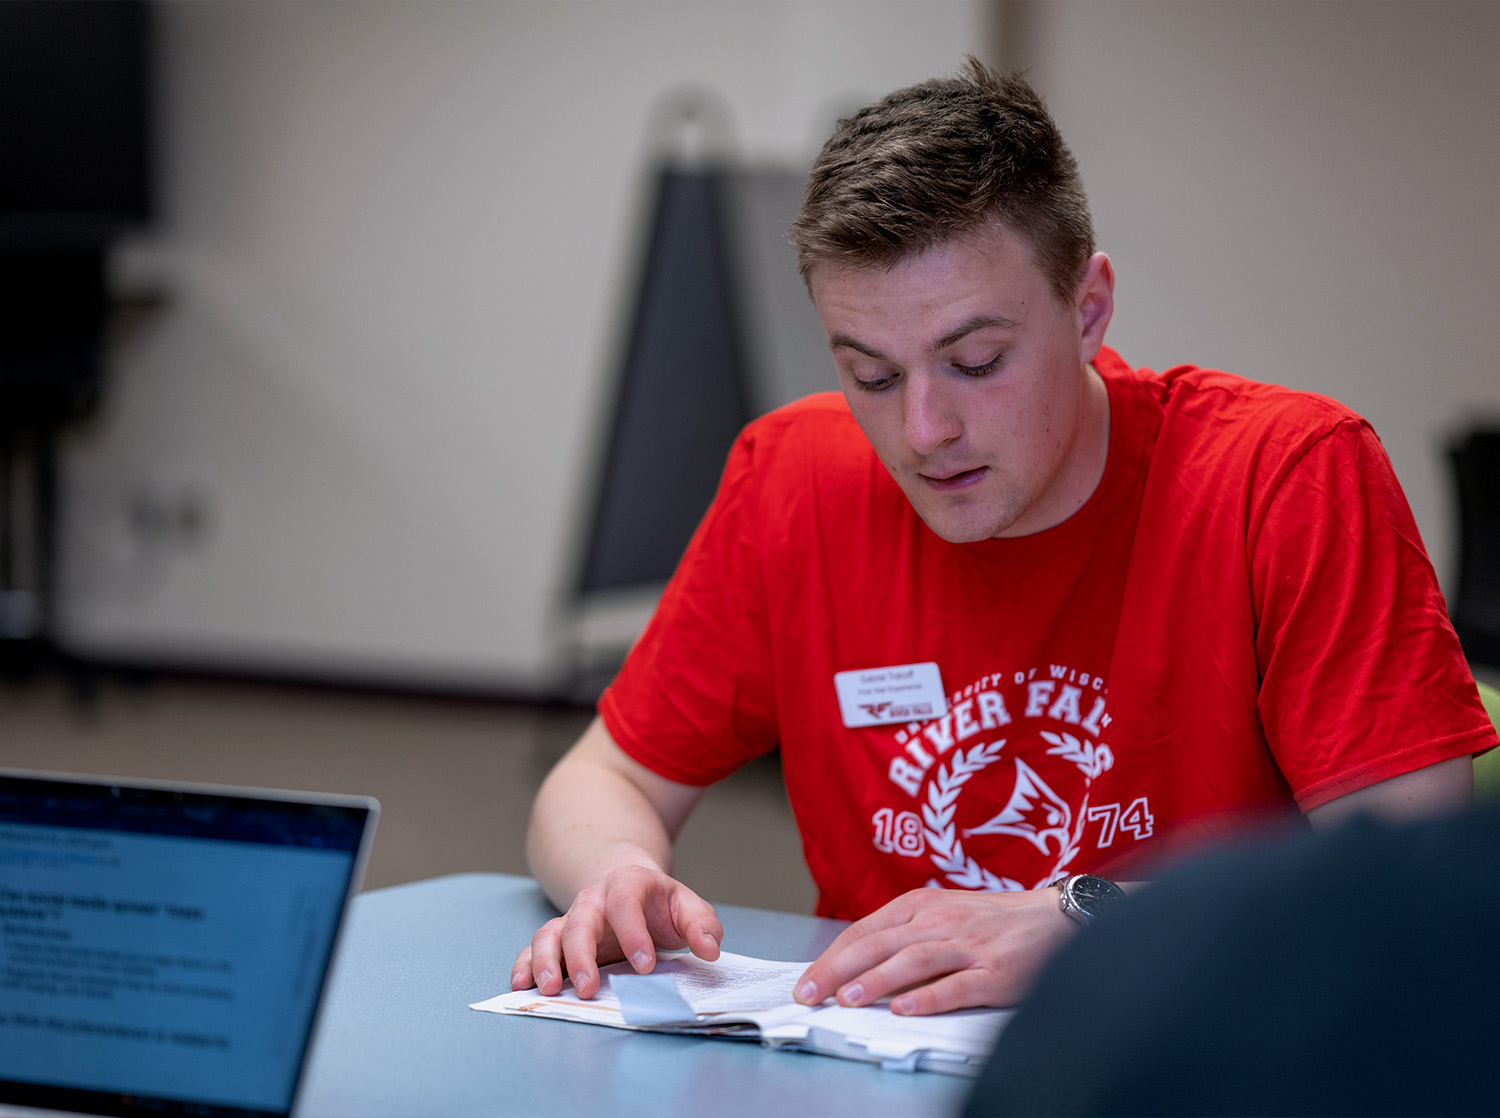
[1051,873,1126,927]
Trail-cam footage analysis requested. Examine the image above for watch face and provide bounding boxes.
[1070,875,1125,920]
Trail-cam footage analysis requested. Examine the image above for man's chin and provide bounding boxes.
[913,507,1012,544]
[898,482,1024,543]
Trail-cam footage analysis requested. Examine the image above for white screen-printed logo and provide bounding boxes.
[834,662,949,728]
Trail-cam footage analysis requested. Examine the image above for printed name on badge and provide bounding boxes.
[834,662,949,728]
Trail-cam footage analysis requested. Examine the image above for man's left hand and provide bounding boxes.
[793,887,1075,1015]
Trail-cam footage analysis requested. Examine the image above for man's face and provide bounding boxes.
[809,222,1113,543]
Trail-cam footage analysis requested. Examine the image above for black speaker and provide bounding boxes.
[0,0,151,244]
[0,0,152,657]
[1449,428,1500,667]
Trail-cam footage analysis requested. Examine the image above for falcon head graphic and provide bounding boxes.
[962,757,1073,855]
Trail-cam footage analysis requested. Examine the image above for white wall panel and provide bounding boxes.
[60,0,990,689]
[1010,0,1500,599]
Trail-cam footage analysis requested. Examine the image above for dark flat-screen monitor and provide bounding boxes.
[0,0,151,244]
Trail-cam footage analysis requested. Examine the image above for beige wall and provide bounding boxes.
[57,1,1495,691]
[1008,0,1500,599]
[59,0,991,689]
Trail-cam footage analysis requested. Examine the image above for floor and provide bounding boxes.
[0,667,819,915]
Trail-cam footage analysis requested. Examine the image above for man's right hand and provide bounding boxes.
[519,715,716,997]
[510,864,723,999]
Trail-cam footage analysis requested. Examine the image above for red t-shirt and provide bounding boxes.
[600,347,1496,920]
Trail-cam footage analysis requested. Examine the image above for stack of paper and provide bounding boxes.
[471,950,1012,1076]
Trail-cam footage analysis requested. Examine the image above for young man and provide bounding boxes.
[512,61,1494,1015]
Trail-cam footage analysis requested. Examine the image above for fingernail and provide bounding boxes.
[632,951,652,970]
[842,983,865,1006]
[795,980,818,1004]
[576,970,592,989]
[893,996,915,1015]
[537,969,552,988]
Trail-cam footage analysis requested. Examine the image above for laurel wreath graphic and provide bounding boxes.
[1037,731,1114,884]
[921,740,1024,892]
[1040,730,1114,780]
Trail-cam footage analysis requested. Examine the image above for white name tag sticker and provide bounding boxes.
[834,662,948,728]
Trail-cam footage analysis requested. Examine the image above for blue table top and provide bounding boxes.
[296,873,972,1117]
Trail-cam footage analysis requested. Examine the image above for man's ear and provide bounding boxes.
[1076,252,1115,365]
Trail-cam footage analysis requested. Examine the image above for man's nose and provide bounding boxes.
[903,372,962,456]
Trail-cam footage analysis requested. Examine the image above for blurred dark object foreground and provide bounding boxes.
[967,803,1500,1116]
[1449,427,1500,668]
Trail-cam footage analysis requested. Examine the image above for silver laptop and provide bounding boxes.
[0,769,378,1117]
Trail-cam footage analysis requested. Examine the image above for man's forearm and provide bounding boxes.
[524,716,704,911]
[526,762,674,910]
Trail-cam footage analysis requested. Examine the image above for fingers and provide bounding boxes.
[800,933,1009,1014]
[888,970,1001,1017]
[796,887,1074,1014]
[518,915,571,996]
[795,905,905,1006]
[516,868,723,1001]
[509,946,534,991]
[795,921,919,1007]
[580,873,722,988]
[558,881,629,999]
[666,888,723,962]
[831,938,1003,1012]
[602,885,658,974]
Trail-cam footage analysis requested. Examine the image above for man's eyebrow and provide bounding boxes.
[827,333,887,360]
[827,315,1020,361]
[930,315,1020,352]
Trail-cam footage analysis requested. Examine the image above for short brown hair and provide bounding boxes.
[790,59,1094,303]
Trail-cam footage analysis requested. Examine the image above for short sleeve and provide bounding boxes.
[1251,418,1495,808]
[598,422,781,786]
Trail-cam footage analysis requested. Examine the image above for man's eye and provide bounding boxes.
[851,373,895,392]
[955,354,1003,377]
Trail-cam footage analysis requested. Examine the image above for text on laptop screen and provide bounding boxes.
[0,775,370,1117]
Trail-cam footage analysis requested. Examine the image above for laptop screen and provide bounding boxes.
[0,772,376,1118]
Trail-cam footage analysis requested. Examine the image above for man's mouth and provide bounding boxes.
[920,466,989,492]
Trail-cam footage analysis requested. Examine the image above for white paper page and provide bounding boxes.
[470,950,812,1029]
[649,951,807,1015]
[792,1003,1013,1059]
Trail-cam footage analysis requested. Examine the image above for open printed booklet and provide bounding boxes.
[470,950,1013,1076]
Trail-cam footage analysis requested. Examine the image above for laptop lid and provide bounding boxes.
[0,769,378,1118]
